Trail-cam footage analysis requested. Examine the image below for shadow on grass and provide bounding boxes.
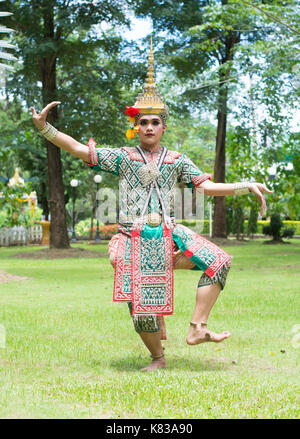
[108,356,230,372]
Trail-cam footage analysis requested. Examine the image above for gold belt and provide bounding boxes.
[147,212,162,227]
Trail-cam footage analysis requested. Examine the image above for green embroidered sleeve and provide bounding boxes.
[178,155,212,189]
[90,147,123,176]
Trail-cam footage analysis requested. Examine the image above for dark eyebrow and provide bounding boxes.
[140,118,161,122]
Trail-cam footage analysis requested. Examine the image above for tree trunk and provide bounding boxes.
[39,6,69,248]
[46,137,70,248]
[213,92,227,237]
[212,29,240,238]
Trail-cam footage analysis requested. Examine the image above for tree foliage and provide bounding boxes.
[135,0,300,231]
[1,0,146,246]
[0,0,299,244]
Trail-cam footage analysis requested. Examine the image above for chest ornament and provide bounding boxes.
[138,161,161,187]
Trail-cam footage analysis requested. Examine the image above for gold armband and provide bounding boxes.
[39,122,58,142]
[234,182,251,196]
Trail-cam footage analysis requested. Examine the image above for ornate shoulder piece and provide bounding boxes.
[121,146,144,162]
[164,150,182,164]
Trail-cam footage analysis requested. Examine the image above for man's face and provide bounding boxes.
[137,115,167,149]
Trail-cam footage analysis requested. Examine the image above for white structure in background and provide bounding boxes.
[8,167,25,187]
[0,1,17,87]
[0,225,42,246]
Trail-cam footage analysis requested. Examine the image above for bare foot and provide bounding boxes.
[186,322,230,345]
[141,356,166,372]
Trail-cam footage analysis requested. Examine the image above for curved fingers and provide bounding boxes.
[40,101,61,117]
[30,101,60,130]
[255,182,273,195]
[30,106,37,116]
[249,184,266,216]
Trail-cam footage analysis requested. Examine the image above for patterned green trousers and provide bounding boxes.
[128,261,230,334]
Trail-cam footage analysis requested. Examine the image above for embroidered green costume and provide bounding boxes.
[84,38,231,338]
[86,141,231,338]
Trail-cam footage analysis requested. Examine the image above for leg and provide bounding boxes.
[173,226,232,345]
[186,281,231,345]
[139,332,166,371]
[173,247,230,344]
[128,303,166,371]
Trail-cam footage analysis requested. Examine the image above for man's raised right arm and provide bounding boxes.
[30,101,89,163]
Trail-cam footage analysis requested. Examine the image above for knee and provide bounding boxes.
[127,303,160,334]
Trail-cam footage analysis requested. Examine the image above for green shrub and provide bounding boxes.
[75,219,118,237]
[262,213,283,240]
[177,219,210,233]
[0,206,42,228]
[75,219,92,236]
[282,228,295,239]
[245,220,300,235]
[262,213,297,241]
[0,210,8,227]
[282,221,300,234]
[73,217,300,237]
[247,206,258,235]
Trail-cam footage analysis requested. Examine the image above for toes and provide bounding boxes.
[211,331,231,342]
[216,332,231,342]
[187,328,231,345]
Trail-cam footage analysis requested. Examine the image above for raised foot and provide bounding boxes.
[141,356,166,372]
[186,322,231,346]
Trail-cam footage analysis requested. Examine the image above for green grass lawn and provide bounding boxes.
[0,239,299,419]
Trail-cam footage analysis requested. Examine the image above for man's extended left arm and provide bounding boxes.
[199,180,272,216]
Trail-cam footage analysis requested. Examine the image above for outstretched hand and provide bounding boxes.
[249,183,273,216]
[30,101,61,130]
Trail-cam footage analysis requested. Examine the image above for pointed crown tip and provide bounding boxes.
[131,36,169,118]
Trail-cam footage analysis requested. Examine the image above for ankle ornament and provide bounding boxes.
[151,347,165,360]
[190,321,207,327]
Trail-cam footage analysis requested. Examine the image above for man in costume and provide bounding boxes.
[31,39,271,371]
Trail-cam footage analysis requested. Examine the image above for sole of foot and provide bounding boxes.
[186,329,231,346]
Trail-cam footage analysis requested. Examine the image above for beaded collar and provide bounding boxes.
[121,146,182,164]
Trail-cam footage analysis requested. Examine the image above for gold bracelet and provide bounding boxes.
[39,122,58,142]
[234,182,250,196]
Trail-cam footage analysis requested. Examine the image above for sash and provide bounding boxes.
[112,146,174,316]
[131,224,174,316]
[131,146,174,316]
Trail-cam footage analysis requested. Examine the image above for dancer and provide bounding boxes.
[31,39,271,371]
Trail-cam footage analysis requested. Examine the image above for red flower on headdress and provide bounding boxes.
[125,106,140,118]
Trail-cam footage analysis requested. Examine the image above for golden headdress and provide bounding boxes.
[125,37,169,140]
